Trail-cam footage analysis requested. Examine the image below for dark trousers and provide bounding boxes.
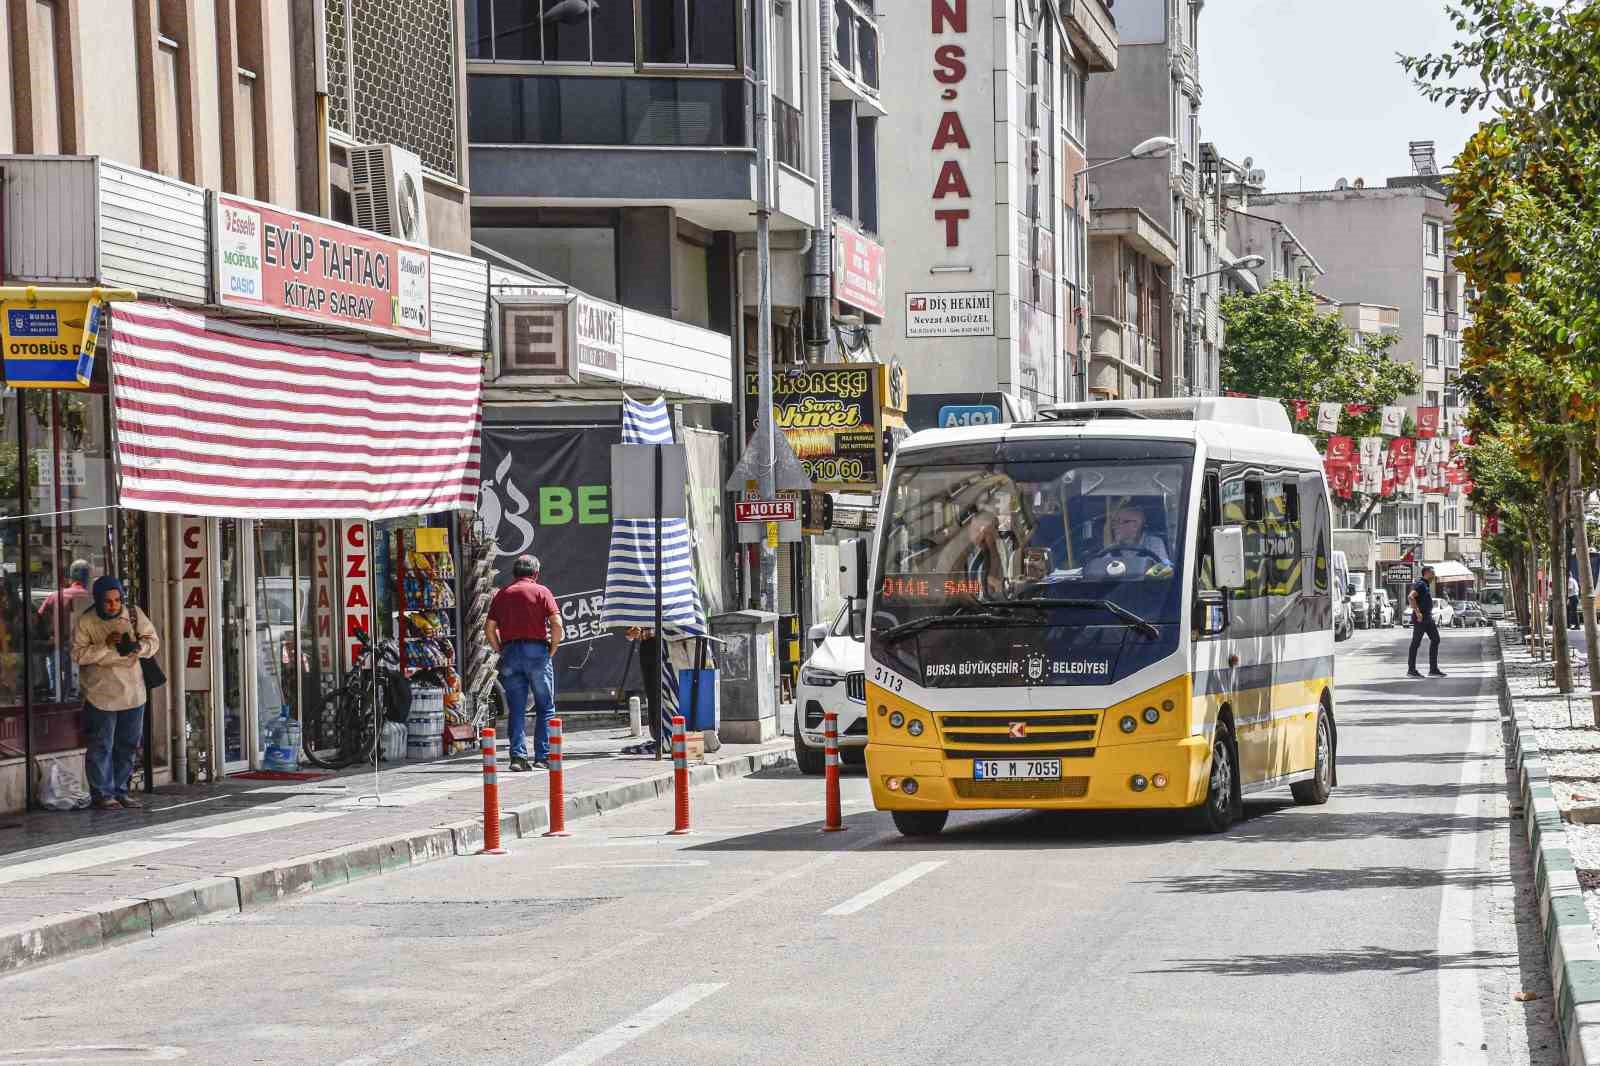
[1409,617,1441,673]
[1571,596,1582,628]
[640,637,662,744]
[85,703,145,800]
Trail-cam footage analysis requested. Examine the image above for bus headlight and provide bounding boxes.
[901,778,919,795]
[907,719,924,737]
[1119,715,1137,734]
[1142,707,1161,725]
[1129,774,1149,792]
[889,711,905,728]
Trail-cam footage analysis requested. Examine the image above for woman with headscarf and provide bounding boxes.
[70,576,160,810]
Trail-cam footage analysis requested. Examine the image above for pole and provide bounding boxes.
[805,0,834,364]
[479,726,505,854]
[823,708,844,831]
[753,0,778,613]
[653,444,664,761]
[670,714,690,835]
[167,514,187,788]
[544,716,570,837]
[1572,444,1600,724]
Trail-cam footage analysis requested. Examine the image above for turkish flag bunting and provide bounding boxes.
[1325,435,1356,466]
[1485,512,1498,534]
[1416,407,1440,438]
[1445,462,1467,485]
[1388,436,1416,475]
[1292,399,1311,423]
[1344,403,1373,415]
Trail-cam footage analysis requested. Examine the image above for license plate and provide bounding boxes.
[972,758,1061,781]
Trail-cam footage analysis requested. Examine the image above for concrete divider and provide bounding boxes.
[0,742,795,980]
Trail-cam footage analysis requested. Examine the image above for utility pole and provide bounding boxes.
[805,0,835,364]
[753,0,778,613]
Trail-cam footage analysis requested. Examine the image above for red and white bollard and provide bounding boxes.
[823,709,845,832]
[669,714,691,835]
[480,727,506,855]
[543,717,570,837]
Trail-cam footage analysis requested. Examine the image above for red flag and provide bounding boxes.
[1387,437,1416,475]
[1344,403,1373,415]
[1292,399,1311,423]
[1325,435,1356,467]
[1485,513,1498,534]
[1445,462,1467,485]
[1416,407,1440,438]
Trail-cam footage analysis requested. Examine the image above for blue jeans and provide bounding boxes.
[85,703,145,801]
[499,642,555,760]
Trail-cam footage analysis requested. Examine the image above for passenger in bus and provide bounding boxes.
[1084,506,1172,580]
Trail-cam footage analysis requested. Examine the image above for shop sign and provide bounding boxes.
[339,520,372,669]
[745,364,883,491]
[573,295,623,380]
[1384,563,1416,584]
[734,499,798,524]
[1,297,104,388]
[312,524,339,679]
[179,518,211,690]
[905,290,995,338]
[214,194,431,342]
[929,0,974,248]
[937,403,1001,428]
[834,220,886,318]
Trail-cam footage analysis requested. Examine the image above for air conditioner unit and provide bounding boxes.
[349,143,429,246]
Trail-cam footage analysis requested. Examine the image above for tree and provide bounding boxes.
[1220,280,1421,520]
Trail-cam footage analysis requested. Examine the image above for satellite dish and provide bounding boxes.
[1242,156,1254,170]
[1335,178,1349,190]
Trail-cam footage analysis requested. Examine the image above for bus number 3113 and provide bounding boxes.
[872,667,905,693]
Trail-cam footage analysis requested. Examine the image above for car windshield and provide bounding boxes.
[871,442,1193,687]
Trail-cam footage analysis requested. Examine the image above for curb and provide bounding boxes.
[0,743,796,980]
[1499,637,1600,1066]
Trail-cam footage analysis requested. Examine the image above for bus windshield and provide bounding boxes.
[872,444,1193,687]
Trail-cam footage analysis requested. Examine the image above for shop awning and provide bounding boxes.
[107,303,482,520]
[1431,559,1476,583]
[599,395,707,638]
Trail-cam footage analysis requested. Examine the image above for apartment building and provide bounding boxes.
[878,0,1118,419]
[1249,143,1482,580]
[1085,0,1226,398]
[0,0,496,810]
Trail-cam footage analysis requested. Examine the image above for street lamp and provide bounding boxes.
[1185,254,1266,283]
[1069,136,1177,401]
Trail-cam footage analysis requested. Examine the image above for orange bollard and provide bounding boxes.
[669,714,691,835]
[480,727,506,855]
[823,710,845,832]
[544,717,570,837]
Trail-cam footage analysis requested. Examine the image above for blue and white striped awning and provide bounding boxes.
[600,395,707,638]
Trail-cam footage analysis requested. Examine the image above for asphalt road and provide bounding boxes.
[1,627,1562,1066]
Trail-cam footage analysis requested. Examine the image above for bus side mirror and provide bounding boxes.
[1213,526,1247,589]
[840,537,869,601]
[1197,589,1227,636]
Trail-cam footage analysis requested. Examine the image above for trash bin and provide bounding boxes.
[709,610,779,743]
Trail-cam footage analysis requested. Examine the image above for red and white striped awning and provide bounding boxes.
[108,303,482,520]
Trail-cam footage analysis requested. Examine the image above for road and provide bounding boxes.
[0,627,1561,1066]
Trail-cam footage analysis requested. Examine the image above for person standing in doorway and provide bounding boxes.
[484,555,564,772]
[71,577,160,809]
[1408,565,1445,679]
[1569,573,1582,630]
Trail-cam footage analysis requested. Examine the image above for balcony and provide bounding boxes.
[1445,311,1459,335]
[1063,0,1118,73]
[830,0,884,116]
[774,96,806,172]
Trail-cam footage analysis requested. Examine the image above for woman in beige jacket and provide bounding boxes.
[70,576,160,810]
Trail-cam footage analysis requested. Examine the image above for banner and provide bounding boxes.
[1381,405,1406,436]
[1325,435,1356,468]
[1416,406,1440,438]
[747,364,883,491]
[1388,437,1416,477]
[1291,399,1311,423]
[1316,402,1341,433]
[479,423,639,701]
[1359,436,1384,471]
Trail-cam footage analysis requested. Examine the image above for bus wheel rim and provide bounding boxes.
[1211,740,1231,814]
[1317,718,1331,789]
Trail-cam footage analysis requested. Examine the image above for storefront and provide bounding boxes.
[0,156,489,810]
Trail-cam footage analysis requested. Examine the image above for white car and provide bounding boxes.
[1433,598,1456,627]
[793,603,867,774]
[1371,588,1395,628]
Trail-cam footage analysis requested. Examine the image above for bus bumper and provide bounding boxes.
[866,735,1213,811]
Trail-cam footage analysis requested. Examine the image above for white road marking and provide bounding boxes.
[670,834,879,928]
[1437,710,1492,1065]
[156,810,346,840]
[824,860,947,917]
[0,1046,187,1063]
[0,840,187,886]
[326,776,483,809]
[540,983,727,1066]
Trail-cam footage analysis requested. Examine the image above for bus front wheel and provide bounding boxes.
[891,810,949,837]
[1188,722,1237,834]
[1291,711,1334,806]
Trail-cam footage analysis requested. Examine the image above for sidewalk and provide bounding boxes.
[0,727,794,978]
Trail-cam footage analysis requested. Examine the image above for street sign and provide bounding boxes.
[611,444,688,520]
[938,403,1002,429]
[1384,564,1415,583]
[735,498,799,524]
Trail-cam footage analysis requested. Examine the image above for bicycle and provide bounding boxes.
[301,629,405,770]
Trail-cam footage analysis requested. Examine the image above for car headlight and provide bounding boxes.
[801,667,844,687]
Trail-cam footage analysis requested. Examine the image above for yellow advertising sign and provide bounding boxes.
[0,286,136,389]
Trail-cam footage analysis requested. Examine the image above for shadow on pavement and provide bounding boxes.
[1339,714,1488,727]
[1332,780,1508,800]
[1143,946,1513,977]
[1133,864,1507,895]
[1338,750,1494,766]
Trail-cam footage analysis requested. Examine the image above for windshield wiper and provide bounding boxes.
[877,611,1042,645]
[994,597,1161,640]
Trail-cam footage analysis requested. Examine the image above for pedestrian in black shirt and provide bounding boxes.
[1408,566,1445,678]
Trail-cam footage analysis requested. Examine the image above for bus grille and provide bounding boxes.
[845,673,866,702]
[954,777,1091,801]
[936,710,1099,756]
[943,729,1095,746]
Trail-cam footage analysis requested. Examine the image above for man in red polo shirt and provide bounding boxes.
[485,555,565,771]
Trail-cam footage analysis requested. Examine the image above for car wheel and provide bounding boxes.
[1187,720,1238,834]
[891,810,949,837]
[1291,710,1334,806]
[793,711,825,776]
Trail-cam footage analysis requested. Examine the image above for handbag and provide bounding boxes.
[132,608,167,691]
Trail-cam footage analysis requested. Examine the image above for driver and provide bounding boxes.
[1085,506,1172,579]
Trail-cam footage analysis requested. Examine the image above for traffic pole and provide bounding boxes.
[669,714,691,835]
[544,717,570,837]
[823,709,845,832]
[480,727,506,855]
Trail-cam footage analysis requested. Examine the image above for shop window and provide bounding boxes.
[474,225,619,301]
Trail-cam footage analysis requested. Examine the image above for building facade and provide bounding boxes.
[1248,144,1482,583]
[878,0,1117,418]
[1084,0,1229,398]
[0,0,496,812]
